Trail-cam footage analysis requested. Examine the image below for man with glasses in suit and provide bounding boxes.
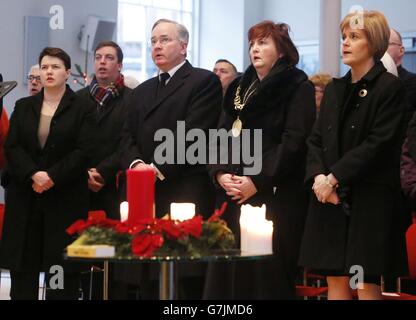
[27,65,43,96]
[121,19,222,300]
[387,28,416,123]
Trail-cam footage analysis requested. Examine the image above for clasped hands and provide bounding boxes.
[88,168,106,192]
[32,171,54,194]
[312,174,340,205]
[217,173,258,205]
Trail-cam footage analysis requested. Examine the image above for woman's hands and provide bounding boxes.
[32,171,54,194]
[216,172,258,205]
[312,174,340,205]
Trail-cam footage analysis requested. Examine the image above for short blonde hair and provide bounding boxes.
[340,10,390,61]
[309,73,332,88]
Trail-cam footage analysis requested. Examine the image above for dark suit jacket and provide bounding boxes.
[77,86,132,218]
[121,60,223,217]
[0,86,97,271]
[398,65,416,124]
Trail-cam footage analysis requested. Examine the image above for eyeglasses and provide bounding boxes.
[27,75,41,82]
[389,42,403,47]
[150,36,176,47]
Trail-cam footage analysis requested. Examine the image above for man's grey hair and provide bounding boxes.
[28,64,40,75]
[152,19,189,43]
[391,28,403,44]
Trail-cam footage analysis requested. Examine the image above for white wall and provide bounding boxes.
[199,0,246,72]
[342,0,416,32]
[263,0,321,41]
[0,0,118,113]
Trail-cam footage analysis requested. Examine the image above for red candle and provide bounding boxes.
[127,168,155,226]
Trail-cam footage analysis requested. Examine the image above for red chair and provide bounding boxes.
[406,222,416,279]
[382,222,416,300]
[296,269,328,300]
[0,203,4,239]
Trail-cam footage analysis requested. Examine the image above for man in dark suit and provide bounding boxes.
[122,19,222,218]
[388,28,416,123]
[77,41,131,220]
[77,42,131,300]
[120,19,222,299]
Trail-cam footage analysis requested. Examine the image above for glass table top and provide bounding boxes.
[64,249,273,263]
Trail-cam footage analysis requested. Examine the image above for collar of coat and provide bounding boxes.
[335,60,387,86]
[31,84,76,118]
[223,58,308,116]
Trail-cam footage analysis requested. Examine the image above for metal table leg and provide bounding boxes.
[159,261,177,300]
[103,261,109,300]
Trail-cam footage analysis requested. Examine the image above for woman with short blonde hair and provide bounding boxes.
[300,11,409,300]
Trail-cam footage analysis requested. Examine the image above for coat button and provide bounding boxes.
[351,125,356,130]
[327,125,332,131]
[355,103,360,109]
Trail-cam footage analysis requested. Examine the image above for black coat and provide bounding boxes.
[121,61,223,218]
[0,86,97,271]
[299,62,409,276]
[77,86,132,219]
[398,65,416,123]
[205,60,316,299]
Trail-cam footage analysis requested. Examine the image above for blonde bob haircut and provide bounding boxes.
[340,10,390,61]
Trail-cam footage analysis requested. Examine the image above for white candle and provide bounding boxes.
[240,204,273,254]
[246,220,273,255]
[120,201,129,222]
[170,203,195,222]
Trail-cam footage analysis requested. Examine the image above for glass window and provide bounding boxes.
[118,0,198,83]
[295,40,320,76]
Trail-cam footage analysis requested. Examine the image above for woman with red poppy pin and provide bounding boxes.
[0,48,97,300]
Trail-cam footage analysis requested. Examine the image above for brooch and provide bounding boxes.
[359,89,368,98]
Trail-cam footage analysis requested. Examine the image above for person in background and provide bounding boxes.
[299,11,409,300]
[77,41,132,300]
[0,47,96,300]
[309,73,332,116]
[77,41,131,220]
[205,20,315,299]
[387,28,416,123]
[27,65,43,96]
[213,59,238,95]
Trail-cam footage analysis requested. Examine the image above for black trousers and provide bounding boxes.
[10,270,81,300]
[9,199,81,300]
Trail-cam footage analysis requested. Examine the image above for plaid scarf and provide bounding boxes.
[89,74,125,108]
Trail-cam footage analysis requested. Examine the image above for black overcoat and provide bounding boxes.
[77,86,132,219]
[0,86,97,271]
[121,61,223,218]
[205,60,316,299]
[299,62,409,276]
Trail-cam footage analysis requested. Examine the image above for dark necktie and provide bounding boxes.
[160,72,170,88]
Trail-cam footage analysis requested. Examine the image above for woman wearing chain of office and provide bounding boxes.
[204,21,315,299]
